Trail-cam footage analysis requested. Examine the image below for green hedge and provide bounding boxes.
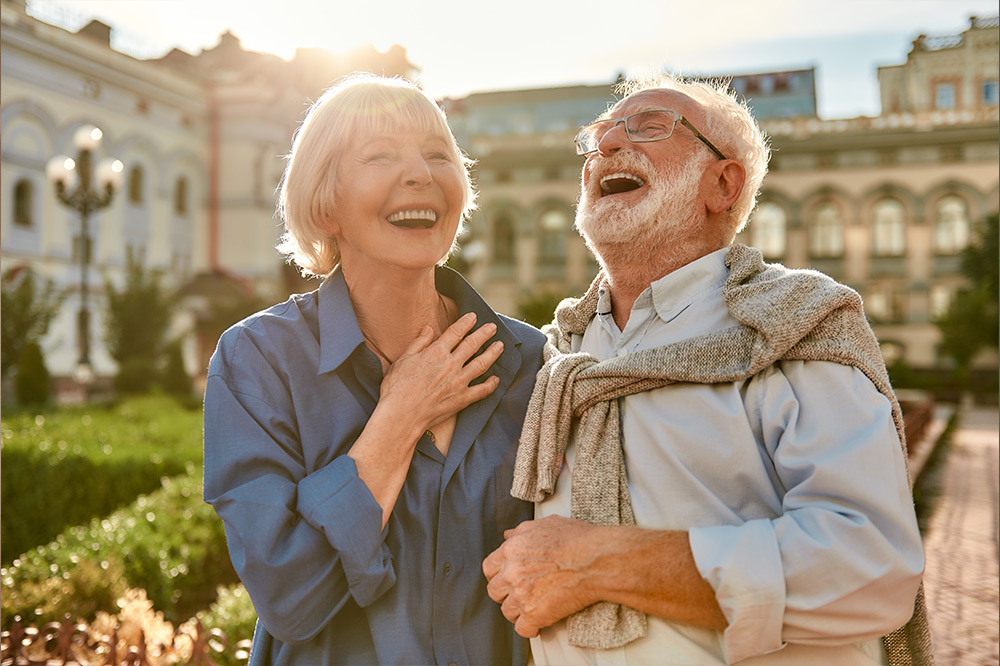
[198,583,259,665]
[1,395,203,563]
[1,471,239,629]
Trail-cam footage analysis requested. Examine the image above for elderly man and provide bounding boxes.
[483,76,930,665]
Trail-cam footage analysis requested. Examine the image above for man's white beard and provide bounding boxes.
[575,150,704,268]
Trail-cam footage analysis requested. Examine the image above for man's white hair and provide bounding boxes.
[615,74,771,235]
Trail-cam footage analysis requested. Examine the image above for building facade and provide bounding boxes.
[2,2,996,402]
[1,0,414,399]
[448,16,999,374]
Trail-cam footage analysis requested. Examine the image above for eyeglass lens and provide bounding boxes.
[577,110,678,154]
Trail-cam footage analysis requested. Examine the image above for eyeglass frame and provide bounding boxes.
[574,108,728,161]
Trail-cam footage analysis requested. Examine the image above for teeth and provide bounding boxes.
[600,173,645,188]
[387,209,437,223]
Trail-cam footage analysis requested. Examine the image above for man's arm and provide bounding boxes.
[484,362,923,661]
[482,515,726,638]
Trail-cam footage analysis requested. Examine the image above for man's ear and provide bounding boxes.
[705,160,745,214]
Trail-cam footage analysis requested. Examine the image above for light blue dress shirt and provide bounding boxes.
[531,249,924,665]
[203,266,544,666]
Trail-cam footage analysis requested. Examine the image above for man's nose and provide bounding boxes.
[596,119,629,155]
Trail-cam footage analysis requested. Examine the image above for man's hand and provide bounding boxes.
[483,517,729,638]
[482,515,603,638]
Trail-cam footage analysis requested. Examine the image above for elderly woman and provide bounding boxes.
[203,74,544,665]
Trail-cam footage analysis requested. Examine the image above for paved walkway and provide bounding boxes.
[921,405,999,666]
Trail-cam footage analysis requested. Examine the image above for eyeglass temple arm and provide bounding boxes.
[678,117,727,161]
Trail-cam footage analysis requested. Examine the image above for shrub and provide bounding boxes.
[14,341,50,406]
[1,472,238,629]
[1,395,203,562]
[1,266,64,382]
[114,357,160,395]
[0,556,129,628]
[161,340,194,400]
[198,584,258,665]
[104,258,177,396]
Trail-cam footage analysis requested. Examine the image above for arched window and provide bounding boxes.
[871,198,906,256]
[174,176,188,216]
[128,165,145,205]
[13,179,33,227]
[749,202,786,258]
[538,209,568,265]
[933,195,970,254]
[809,202,844,257]
[492,214,514,265]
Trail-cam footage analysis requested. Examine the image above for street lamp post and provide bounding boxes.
[46,125,123,393]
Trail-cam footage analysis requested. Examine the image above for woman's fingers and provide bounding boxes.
[460,340,503,382]
[379,311,505,426]
[438,312,478,351]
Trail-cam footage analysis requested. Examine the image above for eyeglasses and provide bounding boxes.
[574,108,727,160]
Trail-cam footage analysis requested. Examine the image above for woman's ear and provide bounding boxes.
[705,160,745,214]
[316,186,341,237]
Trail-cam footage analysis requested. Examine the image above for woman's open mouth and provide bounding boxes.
[386,209,438,229]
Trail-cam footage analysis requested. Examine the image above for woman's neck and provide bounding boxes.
[344,264,454,364]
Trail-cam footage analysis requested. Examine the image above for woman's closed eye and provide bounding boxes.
[363,151,394,164]
[425,151,453,164]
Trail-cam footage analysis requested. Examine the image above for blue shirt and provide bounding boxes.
[203,266,544,666]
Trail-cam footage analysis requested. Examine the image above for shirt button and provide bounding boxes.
[448,662,458,666]
[443,562,453,576]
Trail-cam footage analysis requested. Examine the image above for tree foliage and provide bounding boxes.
[0,266,64,380]
[516,290,569,329]
[104,259,178,394]
[936,213,999,377]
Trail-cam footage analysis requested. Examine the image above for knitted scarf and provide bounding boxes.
[511,244,933,665]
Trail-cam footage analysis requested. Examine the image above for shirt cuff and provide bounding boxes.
[297,455,395,607]
[689,519,786,664]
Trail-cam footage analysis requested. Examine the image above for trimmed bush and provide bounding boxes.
[1,471,238,628]
[162,340,194,400]
[1,395,203,563]
[13,341,50,406]
[198,583,259,665]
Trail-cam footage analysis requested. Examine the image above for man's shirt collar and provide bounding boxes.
[649,248,729,324]
[595,247,730,334]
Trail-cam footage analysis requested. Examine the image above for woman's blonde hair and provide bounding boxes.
[276,73,477,277]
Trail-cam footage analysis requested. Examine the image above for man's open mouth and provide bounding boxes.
[600,172,646,196]
[386,209,437,229]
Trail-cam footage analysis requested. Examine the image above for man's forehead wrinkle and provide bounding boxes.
[603,89,703,122]
[600,102,664,120]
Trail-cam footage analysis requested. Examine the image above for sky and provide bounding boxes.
[26,0,1000,119]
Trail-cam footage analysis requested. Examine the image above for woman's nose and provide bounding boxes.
[401,155,433,187]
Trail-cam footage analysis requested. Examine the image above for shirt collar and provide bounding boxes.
[597,248,730,329]
[649,247,729,323]
[317,265,524,375]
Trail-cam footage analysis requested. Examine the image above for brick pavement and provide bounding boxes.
[921,405,999,666]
